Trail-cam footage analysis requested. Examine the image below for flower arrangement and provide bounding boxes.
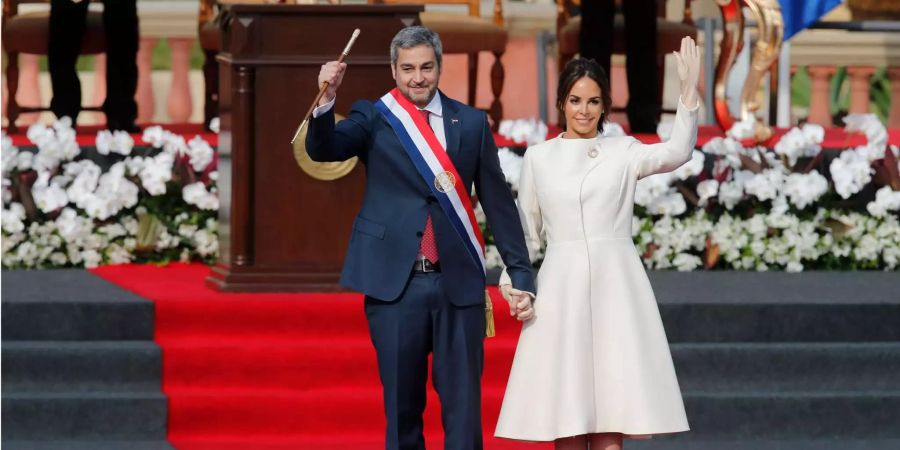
[490,114,900,271]
[2,119,219,269]
[5,113,897,272]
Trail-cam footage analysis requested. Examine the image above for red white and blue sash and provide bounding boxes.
[374,88,486,276]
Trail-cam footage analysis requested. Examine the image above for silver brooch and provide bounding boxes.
[588,144,599,158]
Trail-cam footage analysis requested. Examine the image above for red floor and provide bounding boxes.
[91,263,552,449]
[4,123,218,148]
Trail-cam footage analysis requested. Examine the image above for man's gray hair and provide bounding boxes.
[390,26,443,68]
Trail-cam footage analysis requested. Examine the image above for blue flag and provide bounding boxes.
[780,0,844,40]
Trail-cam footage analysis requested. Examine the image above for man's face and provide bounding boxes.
[391,45,441,107]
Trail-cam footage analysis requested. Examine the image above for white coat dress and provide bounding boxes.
[495,99,699,441]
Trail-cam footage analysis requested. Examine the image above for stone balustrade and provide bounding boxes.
[2,0,897,129]
[791,28,900,127]
[2,0,198,128]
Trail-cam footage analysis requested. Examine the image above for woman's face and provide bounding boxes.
[563,76,603,139]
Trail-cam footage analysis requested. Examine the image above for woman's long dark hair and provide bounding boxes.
[557,58,613,134]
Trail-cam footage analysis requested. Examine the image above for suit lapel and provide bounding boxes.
[441,93,462,161]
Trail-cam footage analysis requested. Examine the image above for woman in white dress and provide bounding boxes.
[495,37,702,450]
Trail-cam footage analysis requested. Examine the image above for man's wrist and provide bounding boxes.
[312,96,336,118]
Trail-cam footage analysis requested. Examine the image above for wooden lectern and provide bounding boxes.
[207,4,422,291]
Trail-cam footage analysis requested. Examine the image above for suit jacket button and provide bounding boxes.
[416,231,424,237]
[426,195,437,204]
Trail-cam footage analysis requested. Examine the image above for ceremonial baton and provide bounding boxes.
[290,28,361,144]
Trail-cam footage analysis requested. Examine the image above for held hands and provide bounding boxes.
[318,61,347,106]
[674,36,701,109]
[500,285,535,322]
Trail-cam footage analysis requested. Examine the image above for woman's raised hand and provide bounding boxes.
[674,36,701,109]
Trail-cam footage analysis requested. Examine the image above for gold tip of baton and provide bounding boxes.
[290,29,361,145]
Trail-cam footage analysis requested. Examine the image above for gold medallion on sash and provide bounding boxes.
[434,170,456,193]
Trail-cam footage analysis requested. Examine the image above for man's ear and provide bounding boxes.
[390,64,397,80]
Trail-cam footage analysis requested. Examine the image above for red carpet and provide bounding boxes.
[91,263,551,449]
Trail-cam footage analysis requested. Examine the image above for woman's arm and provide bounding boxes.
[630,98,699,179]
[499,149,541,321]
[630,37,702,179]
[499,150,542,288]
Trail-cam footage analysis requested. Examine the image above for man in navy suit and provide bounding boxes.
[306,26,535,450]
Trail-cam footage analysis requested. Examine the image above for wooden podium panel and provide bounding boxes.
[207,4,422,291]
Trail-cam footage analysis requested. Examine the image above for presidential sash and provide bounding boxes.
[374,88,487,278]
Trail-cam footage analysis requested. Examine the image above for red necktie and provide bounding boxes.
[417,109,439,263]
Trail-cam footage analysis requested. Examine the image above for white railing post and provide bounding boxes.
[91,54,107,125]
[17,54,43,126]
[166,37,194,123]
[847,65,875,114]
[136,37,158,124]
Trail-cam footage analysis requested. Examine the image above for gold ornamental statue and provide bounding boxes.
[714,0,784,141]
